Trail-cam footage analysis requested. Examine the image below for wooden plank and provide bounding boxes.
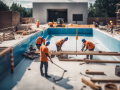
[50,52,120,56]
[59,59,120,63]
[0,47,12,57]
[35,51,118,55]
[82,78,99,90]
[85,70,104,74]
[91,79,120,82]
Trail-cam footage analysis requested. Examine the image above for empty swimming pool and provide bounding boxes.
[0,28,120,90]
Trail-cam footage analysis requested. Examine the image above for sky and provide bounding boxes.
[1,0,96,8]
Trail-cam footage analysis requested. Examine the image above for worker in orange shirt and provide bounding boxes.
[81,39,95,60]
[36,36,45,50]
[56,37,68,51]
[37,20,40,28]
[109,21,114,34]
[40,41,53,78]
[48,22,53,27]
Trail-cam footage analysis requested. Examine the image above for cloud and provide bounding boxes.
[21,3,32,8]
[1,0,95,8]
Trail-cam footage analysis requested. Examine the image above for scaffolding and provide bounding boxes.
[116,3,120,31]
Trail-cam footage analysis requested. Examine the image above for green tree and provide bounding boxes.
[27,8,32,17]
[0,0,9,11]
[88,0,120,17]
[10,3,27,17]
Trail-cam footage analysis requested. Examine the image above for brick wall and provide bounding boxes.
[0,11,20,29]
[12,12,20,26]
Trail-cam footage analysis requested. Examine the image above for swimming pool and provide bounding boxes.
[0,28,120,90]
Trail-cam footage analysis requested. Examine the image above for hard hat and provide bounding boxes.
[82,39,85,42]
[65,37,68,41]
[41,36,44,39]
[110,21,112,23]
[37,20,39,21]
[46,41,50,45]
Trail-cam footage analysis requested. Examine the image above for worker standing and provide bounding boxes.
[40,41,53,78]
[37,20,40,28]
[36,36,45,50]
[81,39,95,60]
[109,21,114,35]
[56,37,68,51]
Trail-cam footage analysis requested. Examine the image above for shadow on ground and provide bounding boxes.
[44,74,73,89]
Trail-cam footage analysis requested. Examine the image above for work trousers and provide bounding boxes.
[36,43,41,50]
[56,45,61,51]
[40,61,48,75]
[86,46,95,59]
[110,27,113,34]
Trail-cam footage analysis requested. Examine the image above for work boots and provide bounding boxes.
[45,75,51,78]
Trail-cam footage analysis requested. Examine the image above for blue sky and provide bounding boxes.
[1,0,96,8]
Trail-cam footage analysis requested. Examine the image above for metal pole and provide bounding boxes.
[76,40,77,56]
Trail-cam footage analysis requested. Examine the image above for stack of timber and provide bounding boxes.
[32,50,120,63]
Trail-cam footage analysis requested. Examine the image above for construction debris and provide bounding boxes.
[85,70,104,75]
[115,65,120,76]
[28,67,31,70]
[104,83,118,90]
[91,79,120,82]
[81,77,99,90]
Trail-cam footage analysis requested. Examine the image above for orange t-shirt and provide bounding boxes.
[56,39,65,46]
[83,40,94,49]
[40,45,49,62]
[110,22,114,28]
[36,37,45,44]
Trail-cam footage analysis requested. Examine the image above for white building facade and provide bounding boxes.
[33,2,88,24]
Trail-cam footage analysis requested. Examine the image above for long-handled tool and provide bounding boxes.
[49,59,67,82]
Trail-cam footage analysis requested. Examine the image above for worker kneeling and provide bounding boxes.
[40,41,53,78]
[56,37,68,51]
[36,36,45,50]
[81,39,95,60]
[48,22,53,27]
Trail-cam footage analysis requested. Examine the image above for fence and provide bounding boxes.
[87,17,116,25]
